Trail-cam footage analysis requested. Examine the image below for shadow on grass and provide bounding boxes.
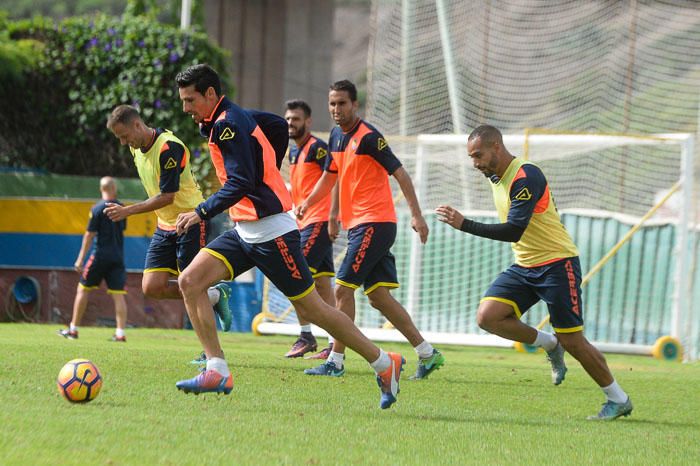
[392,410,558,427]
[617,418,700,429]
[392,410,700,430]
[434,376,592,391]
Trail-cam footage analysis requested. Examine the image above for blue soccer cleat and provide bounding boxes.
[587,397,633,421]
[376,352,405,409]
[546,342,568,385]
[303,361,345,377]
[213,283,233,332]
[409,349,445,380]
[176,369,233,395]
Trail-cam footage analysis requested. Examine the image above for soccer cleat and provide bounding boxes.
[546,342,568,385]
[213,283,233,332]
[303,361,345,377]
[176,369,233,395]
[587,397,633,421]
[376,352,405,409]
[58,329,78,340]
[305,344,333,360]
[109,335,126,342]
[285,334,318,358]
[409,349,445,380]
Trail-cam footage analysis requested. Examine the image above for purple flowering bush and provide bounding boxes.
[2,11,229,192]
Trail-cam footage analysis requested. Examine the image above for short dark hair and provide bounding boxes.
[106,104,141,130]
[285,99,312,117]
[329,79,357,102]
[468,124,503,146]
[175,63,221,96]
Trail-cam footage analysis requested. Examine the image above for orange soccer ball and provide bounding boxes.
[57,359,103,403]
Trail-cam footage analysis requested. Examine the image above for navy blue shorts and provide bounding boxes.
[336,222,398,295]
[144,221,209,275]
[203,228,315,300]
[483,257,584,333]
[80,254,126,294]
[300,221,334,278]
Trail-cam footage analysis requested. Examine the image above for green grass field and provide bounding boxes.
[1,324,699,465]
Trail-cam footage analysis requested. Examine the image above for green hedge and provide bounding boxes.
[1,10,230,195]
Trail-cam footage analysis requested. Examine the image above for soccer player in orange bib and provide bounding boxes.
[173,64,405,409]
[297,80,444,380]
[436,124,632,420]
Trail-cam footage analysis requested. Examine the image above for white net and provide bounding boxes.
[367,0,700,137]
[363,0,700,359]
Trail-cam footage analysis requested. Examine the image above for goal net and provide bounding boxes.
[258,131,698,362]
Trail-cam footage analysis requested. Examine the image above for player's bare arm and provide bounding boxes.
[74,231,97,273]
[105,192,176,221]
[296,171,337,219]
[328,182,340,241]
[393,166,429,244]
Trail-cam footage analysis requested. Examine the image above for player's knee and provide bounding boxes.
[334,286,354,305]
[557,333,589,356]
[293,298,323,323]
[476,307,495,331]
[177,271,199,297]
[367,292,388,310]
[142,281,165,299]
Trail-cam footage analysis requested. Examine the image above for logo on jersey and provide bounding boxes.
[164,157,177,170]
[316,147,327,160]
[513,187,532,201]
[378,138,388,151]
[351,139,358,150]
[219,127,235,141]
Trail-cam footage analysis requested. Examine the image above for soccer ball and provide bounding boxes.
[57,359,103,403]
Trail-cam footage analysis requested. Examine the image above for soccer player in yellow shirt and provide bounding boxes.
[436,124,632,420]
[105,105,232,332]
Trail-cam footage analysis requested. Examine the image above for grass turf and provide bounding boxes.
[1,323,699,465]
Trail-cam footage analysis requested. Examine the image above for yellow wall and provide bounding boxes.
[0,199,156,237]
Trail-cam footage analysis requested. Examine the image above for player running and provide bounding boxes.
[283,99,336,359]
[105,105,232,332]
[296,80,444,380]
[172,64,405,409]
[436,124,632,421]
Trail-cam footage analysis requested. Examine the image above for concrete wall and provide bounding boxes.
[203,0,334,129]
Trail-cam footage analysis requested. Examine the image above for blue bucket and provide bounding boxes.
[12,276,40,304]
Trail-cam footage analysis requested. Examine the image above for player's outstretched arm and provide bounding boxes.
[436,204,525,242]
[104,192,176,221]
[393,167,428,243]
